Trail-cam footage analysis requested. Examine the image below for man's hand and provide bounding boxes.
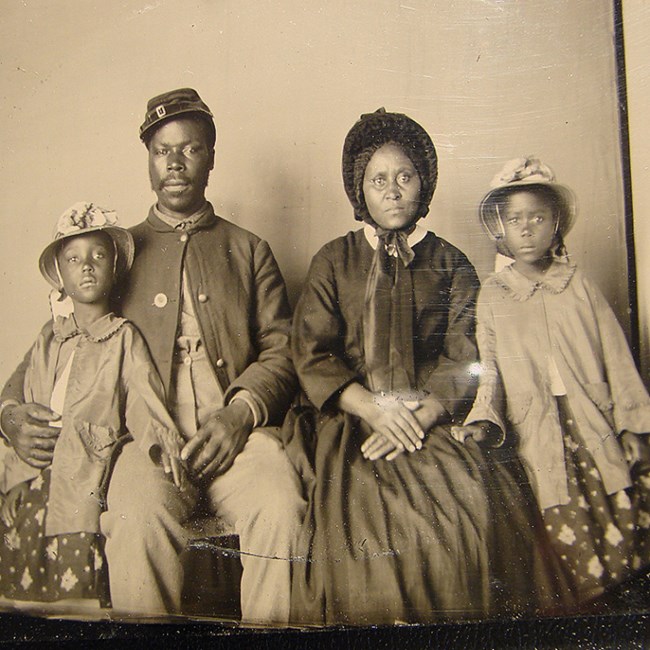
[180,400,254,481]
[1,403,61,468]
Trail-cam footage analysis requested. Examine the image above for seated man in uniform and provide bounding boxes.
[0,88,306,624]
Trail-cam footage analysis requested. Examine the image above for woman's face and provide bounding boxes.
[363,143,421,230]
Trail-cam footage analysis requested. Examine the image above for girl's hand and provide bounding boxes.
[161,449,185,490]
[451,421,491,445]
[0,483,28,528]
[149,430,187,490]
[621,431,647,466]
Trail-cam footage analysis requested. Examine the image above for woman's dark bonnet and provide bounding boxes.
[342,109,438,224]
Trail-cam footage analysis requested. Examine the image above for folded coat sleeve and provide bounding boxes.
[120,324,185,458]
[464,286,507,445]
[292,249,359,410]
[421,252,481,421]
[587,277,650,435]
[224,239,298,425]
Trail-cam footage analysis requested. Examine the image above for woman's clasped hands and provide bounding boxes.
[338,384,447,462]
[361,394,423,461]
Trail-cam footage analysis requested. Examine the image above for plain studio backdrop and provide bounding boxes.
[0,0,644,384]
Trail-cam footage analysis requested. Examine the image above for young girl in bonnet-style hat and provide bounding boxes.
[285,114,568,625]
[0,202,184,606]
[453,157,650,604]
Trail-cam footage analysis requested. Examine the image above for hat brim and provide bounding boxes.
[39,226,135,290]
[479,179,577,255]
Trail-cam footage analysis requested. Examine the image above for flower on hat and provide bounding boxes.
[55,202,118,239]
[489,156,556,189]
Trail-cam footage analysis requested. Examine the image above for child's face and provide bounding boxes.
[363,143,422,230]
[56,232,115,305]
[503,191,557,267]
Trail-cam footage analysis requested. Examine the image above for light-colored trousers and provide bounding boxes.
[100,338,305,624]
[100,429,305,624]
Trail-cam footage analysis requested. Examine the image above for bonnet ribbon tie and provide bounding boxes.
[363,227,417,393]
[376,227,416,268]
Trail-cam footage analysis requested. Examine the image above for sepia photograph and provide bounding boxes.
[0,0,648,646]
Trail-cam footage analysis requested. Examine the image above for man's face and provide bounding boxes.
[148,117,214,219]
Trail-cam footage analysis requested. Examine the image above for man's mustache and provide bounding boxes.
[158,175,191,189]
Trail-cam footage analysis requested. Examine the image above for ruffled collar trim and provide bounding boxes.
[494,256,576,301]
[53,312,127,343]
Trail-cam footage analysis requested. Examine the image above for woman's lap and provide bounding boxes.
[291,416,495,624]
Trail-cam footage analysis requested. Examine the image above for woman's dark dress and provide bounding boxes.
[286,229,567,625]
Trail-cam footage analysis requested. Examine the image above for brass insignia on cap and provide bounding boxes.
[156,105,166,118]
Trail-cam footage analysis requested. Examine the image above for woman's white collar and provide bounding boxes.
[363,223,427,250]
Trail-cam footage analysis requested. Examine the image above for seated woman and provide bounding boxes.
[285,109,568,625]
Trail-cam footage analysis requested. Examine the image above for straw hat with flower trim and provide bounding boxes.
[39,202,134,291]
[479,157,577,258]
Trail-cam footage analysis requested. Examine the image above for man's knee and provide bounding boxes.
[253,435,305,513]
[206,431,306,544]
[242,465,306,537]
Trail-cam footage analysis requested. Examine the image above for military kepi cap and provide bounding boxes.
[139,87,215,143]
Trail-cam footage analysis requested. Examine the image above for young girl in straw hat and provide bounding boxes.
[0,202,185,605]
[453,157,650,604]
[285,114,569,625]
